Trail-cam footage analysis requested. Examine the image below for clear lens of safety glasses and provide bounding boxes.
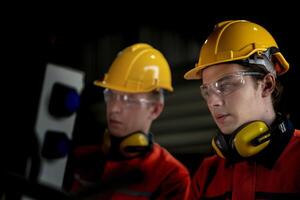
[103,89,154,107]
[200,71,264,100]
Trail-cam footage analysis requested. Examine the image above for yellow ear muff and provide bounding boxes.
[233,121,271,157]
[120,132,150,158]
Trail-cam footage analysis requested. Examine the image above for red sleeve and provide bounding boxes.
[190,156,218,200]
[149,145,191,200]
[69,145,105,192]
[157,165,191,200]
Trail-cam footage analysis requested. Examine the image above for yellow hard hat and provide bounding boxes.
[94,43,173,92]
[184,20,289,80]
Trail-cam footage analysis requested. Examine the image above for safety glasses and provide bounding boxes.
[200,71,264,100]
[103,89,154,107]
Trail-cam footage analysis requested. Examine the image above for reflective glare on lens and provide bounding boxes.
[103,89,154,107]
[200,71,263,100]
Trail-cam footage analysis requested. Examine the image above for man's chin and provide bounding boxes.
[109,129,128,137]
[218,125,234,135]
[108,127,121,136]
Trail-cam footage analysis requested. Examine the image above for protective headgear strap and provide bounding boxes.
[241,48,278,77]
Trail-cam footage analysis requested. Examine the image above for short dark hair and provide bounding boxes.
[239,63,283,111]
[148,89,164,103]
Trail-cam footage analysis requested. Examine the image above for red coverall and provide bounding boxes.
[72,143,190,199]
[190,129,300,200]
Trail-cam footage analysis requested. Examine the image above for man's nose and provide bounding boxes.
[107,98,123,113]
[206,91,223,108]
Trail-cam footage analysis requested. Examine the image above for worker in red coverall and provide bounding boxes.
[71,43,190,199]
[184,20,300,200]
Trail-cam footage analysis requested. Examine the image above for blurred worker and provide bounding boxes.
[71,43,190,199]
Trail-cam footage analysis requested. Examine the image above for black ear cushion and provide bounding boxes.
[212,134,229,159]
[101,129,111,154]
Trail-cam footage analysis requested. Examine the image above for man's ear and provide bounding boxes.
[149,102,164,120]
[262,73,276,97]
